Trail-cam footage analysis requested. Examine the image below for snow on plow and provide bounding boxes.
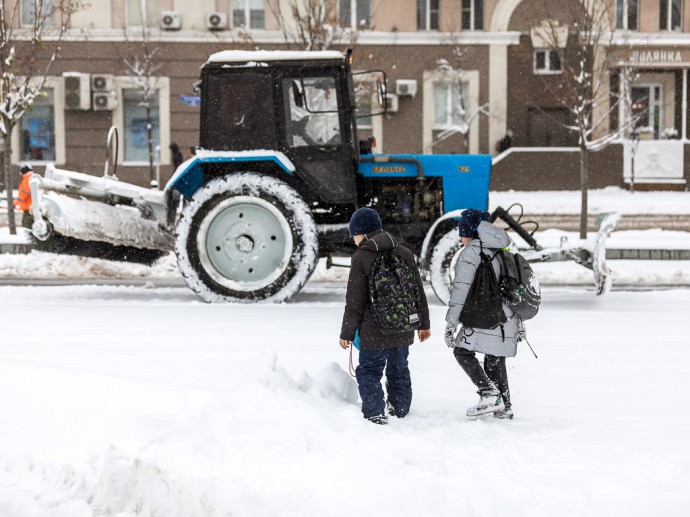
[28,164,172,265]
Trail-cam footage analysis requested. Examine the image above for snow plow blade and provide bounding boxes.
[502,209,621,295]
[28,164,174,264]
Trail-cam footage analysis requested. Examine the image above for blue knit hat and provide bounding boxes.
[458,209,491,238]
[348,207,382,237]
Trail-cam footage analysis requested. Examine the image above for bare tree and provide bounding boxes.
[0,0,82,234]
[529,0,636,238]
[268,0,363,50]
[122,0,162,188]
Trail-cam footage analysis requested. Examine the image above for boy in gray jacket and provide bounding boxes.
[444,209,522,419]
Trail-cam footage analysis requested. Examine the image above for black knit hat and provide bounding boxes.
[348,207,382,237]
[458,209,490,238]
[20,164,33,175]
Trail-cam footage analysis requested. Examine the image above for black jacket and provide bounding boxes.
[340,230,430,351]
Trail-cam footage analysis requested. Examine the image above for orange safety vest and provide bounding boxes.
[13,172,33,211]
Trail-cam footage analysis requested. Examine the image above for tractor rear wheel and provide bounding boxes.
[175,173,318,302]
[429,229,463,305]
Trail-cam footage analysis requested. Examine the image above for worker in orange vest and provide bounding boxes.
[13,164,34,228]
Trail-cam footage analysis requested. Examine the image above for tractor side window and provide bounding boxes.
[283,77,341,147]
[204,72,277,151]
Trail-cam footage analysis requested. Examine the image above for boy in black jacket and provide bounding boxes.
[339,208,431,425]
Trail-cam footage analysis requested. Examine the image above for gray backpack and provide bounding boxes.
[497,250,541,320]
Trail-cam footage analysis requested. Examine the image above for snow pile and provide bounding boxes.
[0,250,180,279]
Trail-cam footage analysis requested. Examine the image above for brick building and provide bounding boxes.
[9,0,690,190]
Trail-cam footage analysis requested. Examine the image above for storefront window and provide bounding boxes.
[123,89,160,162]
[20,88,55,162]
[232,0,265,29]
[616,0,638,30]
[632,85,662,139]
[660,0,682,31]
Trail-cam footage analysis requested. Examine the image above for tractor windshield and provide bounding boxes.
[282,77,341,147]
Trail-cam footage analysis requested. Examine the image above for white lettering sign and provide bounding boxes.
[630,50,683,64]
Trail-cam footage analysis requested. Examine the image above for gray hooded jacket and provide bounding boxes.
[445,221,521,357]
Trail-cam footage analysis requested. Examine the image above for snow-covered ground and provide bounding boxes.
[489,187,690,214]
[0,187,688,515]
[0,282,688,516]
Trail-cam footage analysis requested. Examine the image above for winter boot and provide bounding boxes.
[493,408,514,420]
[367,414,388,425]
[386,402,407,419]
[466,388,505,417]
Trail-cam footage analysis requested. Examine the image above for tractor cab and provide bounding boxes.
[199,50,383,207]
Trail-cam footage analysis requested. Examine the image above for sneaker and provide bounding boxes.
[466,388,505,417]
[493,408,514,420]
[367,415,388,425]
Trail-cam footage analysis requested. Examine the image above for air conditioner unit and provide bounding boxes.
[161,10,181,30]
[91,74,114,93]
[63,72,91,111]
[395,79,418,98]
[206,12,228,30]
[385,93,399,113]
[93,91,118,111]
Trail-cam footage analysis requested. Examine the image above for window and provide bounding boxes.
[338,0,371,29]
[21,0,54,26]
[233,0,265,29]
[283,77,341,147]
[353,79,374,128]
[632,85,662,138]
[533,49,562,74]
[126,0,160,27]
[433,82,468,129]
[123,89,160,162]
[660,0,682,31]
[616,0,638,30]
[19,88,56,162]
[417,0,439,31]
[461,0,483,31]
[205,72,277,151]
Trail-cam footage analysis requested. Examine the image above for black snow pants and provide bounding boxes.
[453,347,511,410]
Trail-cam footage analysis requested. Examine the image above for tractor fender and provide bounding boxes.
[165,150,295,198]
[418,209,466,270]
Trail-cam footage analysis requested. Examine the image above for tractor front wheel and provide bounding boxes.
[175,173,318,302]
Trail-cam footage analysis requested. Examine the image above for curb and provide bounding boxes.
[0,243,32,254]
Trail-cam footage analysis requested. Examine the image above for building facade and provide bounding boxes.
[9,0,690,190]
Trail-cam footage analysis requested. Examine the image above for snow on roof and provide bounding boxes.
[206,50,345,64]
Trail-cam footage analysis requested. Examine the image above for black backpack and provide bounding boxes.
[368,247,421,334]
[497,250,541,320]
[459,247,507,330]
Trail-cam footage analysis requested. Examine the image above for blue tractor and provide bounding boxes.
[28,50,614,302]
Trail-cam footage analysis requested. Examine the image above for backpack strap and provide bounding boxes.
[497,249,510,277]
[512,253,524,285]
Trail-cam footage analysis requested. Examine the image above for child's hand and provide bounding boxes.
[338,338,351,349]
